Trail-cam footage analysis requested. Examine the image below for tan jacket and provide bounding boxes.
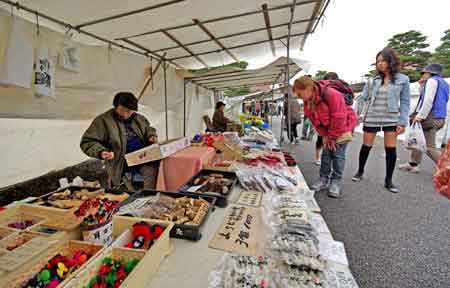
[80,109,157,187]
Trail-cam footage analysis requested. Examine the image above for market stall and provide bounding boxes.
[0,127,358,288]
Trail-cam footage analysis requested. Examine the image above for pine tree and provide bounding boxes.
[314,70,328,80]
[432,28,450,77]
[387,30,432,82]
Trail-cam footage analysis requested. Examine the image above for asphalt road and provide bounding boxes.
[282,133,450,288]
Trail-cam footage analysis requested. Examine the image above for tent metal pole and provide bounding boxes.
[183,80,187,137]
[168,32,307,61]
[286,0,297,145]
[164,61,169,141]
[119,0,318,40]
[75,0,186,29]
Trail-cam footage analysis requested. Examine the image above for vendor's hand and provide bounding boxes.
[149,135,158,144]
[101,151,114,160]
[396,125,406,135]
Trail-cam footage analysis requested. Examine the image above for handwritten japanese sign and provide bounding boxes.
[237,190,263,207]
[209,205,264,256]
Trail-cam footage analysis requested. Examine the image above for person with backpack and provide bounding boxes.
[312,72,341,165]
[293,75,357,198]
[352,48,411,193]
[399,64,450,173]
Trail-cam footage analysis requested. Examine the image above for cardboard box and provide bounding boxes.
[125,137,191,166]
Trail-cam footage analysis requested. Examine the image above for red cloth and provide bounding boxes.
[304,80,357,140]
[156,146,216,192]
[433,140,450,199]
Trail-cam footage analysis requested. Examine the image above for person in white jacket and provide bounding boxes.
[400,64,450,173]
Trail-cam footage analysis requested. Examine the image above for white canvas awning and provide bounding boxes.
[0,0,329,70]
[182,56,306,91]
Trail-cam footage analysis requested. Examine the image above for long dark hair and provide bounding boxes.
[376,48,402,84]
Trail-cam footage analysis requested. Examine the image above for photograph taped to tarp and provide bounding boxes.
[59,38,81,72]
[34,45,55,98]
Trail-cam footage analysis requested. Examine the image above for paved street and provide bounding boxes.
[281,129,450,288]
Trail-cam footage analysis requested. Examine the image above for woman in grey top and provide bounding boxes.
[352,48,411,193]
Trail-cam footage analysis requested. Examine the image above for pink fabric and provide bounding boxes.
[156,146,216,192]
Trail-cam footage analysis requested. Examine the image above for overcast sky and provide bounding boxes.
[297,0,450,82]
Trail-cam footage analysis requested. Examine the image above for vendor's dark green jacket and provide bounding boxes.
[80,109,157,187]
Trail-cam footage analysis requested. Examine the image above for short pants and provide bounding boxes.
[362,125,397,133]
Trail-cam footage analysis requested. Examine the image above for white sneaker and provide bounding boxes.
[314,160,321,166]
[410,166,421,173]
[399,163,413,171]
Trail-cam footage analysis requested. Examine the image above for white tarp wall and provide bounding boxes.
[0,14,213,187]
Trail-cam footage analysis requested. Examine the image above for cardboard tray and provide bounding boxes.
[28,186,105,212]
[180,169,237,208]
[120,190,216,241]
[125,137,191,166]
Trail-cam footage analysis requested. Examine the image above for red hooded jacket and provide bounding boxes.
[303,80,357,140]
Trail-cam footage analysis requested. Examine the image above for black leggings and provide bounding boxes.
[289,123,299,141]
[316,136,323,150]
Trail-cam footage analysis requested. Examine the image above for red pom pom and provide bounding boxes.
[132,222,152,240]
[152,225,164,239]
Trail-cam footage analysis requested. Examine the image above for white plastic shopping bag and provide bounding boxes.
[58,39,81,72]
[406,123,427,152]
[0,16,33,88]
[34,45,55,97]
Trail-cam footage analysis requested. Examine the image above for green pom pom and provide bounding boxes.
[102,257,114,265]
[38,269,51,283]
[124,258,140,273]
[106,272,117,285]
[88,276,97,288]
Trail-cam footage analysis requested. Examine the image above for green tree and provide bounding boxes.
[314,70,328,80]
[223,87,251,97]
[432,28,450,77]
[387,30,431,82]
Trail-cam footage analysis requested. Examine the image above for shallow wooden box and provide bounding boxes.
[2,240,103,288]
[65,216,173,288]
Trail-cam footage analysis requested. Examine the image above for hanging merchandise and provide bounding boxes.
[0,15,33,88]
[34,45,56,97]
[58,34,81,72]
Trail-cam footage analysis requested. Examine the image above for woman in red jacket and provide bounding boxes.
[293,76,357,198]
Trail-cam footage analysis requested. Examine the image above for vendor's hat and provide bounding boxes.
[422,64,443,76]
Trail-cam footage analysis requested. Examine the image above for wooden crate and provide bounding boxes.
[2,240,103,288]
[0,206,47,231]
[66,216,173,288]
[0,227,16,240]
[64,247,145,288]
[0,231,41,251]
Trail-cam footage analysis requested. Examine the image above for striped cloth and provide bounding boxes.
[364,85,399,127]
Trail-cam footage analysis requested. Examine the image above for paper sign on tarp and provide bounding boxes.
[318,237,349,267]
[34,45,56,97]
[0,16,33,88]
[209,205,264,256]
[236,190,263,207]
[125,137,191,166]
[324,262,359,288]
[311,213,333,240]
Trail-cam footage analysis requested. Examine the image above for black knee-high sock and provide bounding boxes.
[358,145,372,174]
[385,147,397,184]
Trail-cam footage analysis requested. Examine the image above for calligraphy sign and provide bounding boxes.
[209,205,264,256]
[237,191,263,207]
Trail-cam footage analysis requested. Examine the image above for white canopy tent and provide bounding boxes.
[0,0,328,69]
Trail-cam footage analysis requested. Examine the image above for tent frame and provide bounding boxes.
[0,0,330,140]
